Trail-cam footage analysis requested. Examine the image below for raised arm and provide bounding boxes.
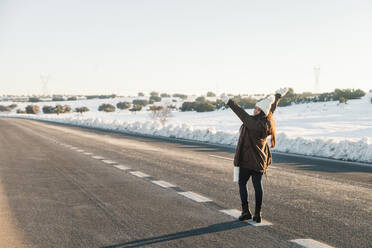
[227,99,262,131]
[269,94,281,115]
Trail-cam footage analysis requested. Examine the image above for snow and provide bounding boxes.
[1,94,372,163]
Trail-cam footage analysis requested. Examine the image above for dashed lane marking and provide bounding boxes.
[92,156,105,160]
[130,171,150,178]
[219,209,273,226]
[114,165,131,170]
[151,180,176,188]
[77,149,85,152]
[102,160,118,165]
[84,152,93,155]
[178,191,212,203]
[290,239,335,248]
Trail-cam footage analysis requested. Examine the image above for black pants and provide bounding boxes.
[238,167,263,208]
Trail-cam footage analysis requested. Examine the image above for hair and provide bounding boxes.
[266,112,276,148]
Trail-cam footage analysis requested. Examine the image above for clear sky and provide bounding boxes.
[1,0,371,96]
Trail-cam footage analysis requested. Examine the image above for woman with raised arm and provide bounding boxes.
[222,88,288,223]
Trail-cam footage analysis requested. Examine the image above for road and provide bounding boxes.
[0,118,371,248]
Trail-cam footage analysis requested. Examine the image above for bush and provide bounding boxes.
[232,96,258,109]
[172,93,188,100]
[129,104,142,113]
[116,101,131,110]
[54,105,71,115]
[194,101,216,112]
[333,88,365,100]
[160,93,171,97]
[207,91,216,97]
[149,95,161,103]
[338,97,348,104]
[138,92,145,97]
[98,103,116,112]
[195,96,206,102]
[28,97,40,102]
[132,99,149,106]
[52,96,65,101]
[16,109,26,114]
[25,105,40,114]
[180,101,216,112]
[75,107,89,114]
[150,91,159,97]
[68,96,77,101]
[42,106,55,114]
[0,105,11,112]
[8,104,18,109]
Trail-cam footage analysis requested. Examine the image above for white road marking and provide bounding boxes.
[70,147,78,150]
[92,156,105,160]
[102,160,118,165]
[151,180,176,188]
[77,149,85,152]
[114,165,131,170]
[84,152,93,155]
[178,191,212,203]
[290,239,335,248]
[219,209,273,226]
[130,171,150,178]
[209,155,233,161]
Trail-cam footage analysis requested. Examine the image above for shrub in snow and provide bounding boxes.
[194,101,216,112]
[196,96,206,102]
[9,104,18,109]
[138,92,145,97]
[75,107,89,114]
[132,99,149,106]
[68,96,77,101]
[25,105,40,114]
[180,102,195,111]
[150,91,159,97]
[160,93,171,97]
[54,105,71,115]
[333,88,365,100]
[16,109,26,114]
[0,105,11,112]
[231,96,257,109]
[172,93,188,100]
[129,104,142,113]
[338,97,348,104]
[116,101,131,110]
[42,106,55,114]
[28,97,40,102]
[52,96,65,101]
[207,91,216,97]
[149,95,161,104]
[98,103,116,112]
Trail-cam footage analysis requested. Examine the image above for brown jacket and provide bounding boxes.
[227,94,282,173]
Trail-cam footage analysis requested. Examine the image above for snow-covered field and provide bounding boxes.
[1,93,372,163]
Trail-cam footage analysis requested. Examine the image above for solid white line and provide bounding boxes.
[70,147,78,150]
[102,160,118,165]
[290,239,335,248]
[114,165,131,170]
[92,156,105,160]
[130,171,150,178]
[209,155,233,161]
[178,191,212,203]
[77,149,85,152]
[84,152,93,155]
[151,180,176,188]
[219,209,273,226]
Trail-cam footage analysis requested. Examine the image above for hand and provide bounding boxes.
[220,93,230,104]
[275,87,289,97]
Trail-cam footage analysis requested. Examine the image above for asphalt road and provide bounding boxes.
[0,118,371,248]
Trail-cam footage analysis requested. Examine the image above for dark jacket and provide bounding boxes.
[227,94,282,172]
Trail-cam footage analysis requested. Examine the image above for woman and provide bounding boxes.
[222,88,288,223]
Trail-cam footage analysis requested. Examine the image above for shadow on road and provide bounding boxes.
[102,220,248,248]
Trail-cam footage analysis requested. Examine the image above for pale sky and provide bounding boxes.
[0,0,371,96]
